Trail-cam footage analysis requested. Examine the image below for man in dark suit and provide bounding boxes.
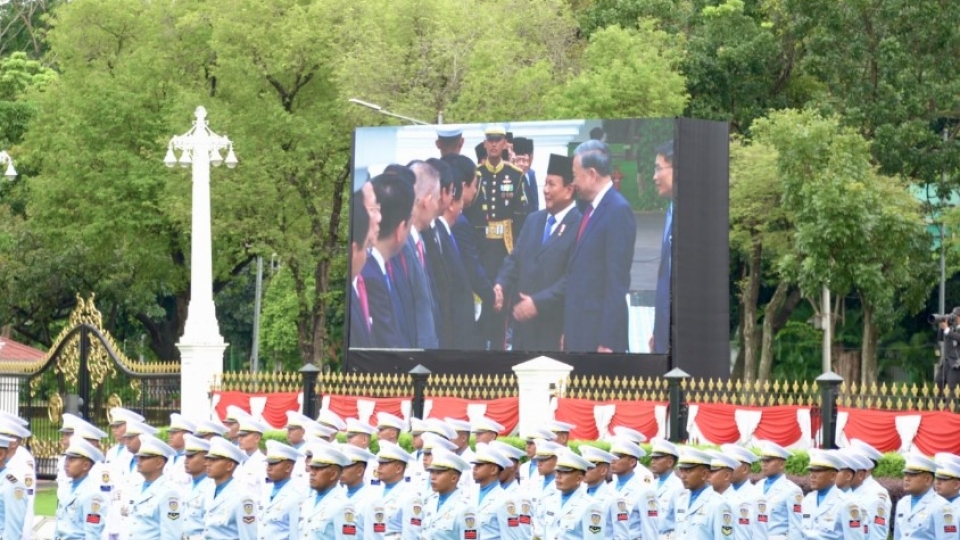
[360,174,415,349]
[563,140,637,353]
[428,171,475,350]
[512,137,539,213]
[349,186,380,348]
[650,140,674,354]
[494,154,581,352]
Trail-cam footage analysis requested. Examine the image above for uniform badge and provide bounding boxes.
[757,501,768,522]
[646,496,659,517]
[91,501,100,513]
[464,513,478,540]
[739,506,750,525]
[466,515,476,529]
[793,493,803,513]
[24,476,33,488]
[14,487,24,500]
[520,500,532,524]
[374,508,386,533]
[946,511,957,533]
[589,511,603,533]
[507,502,516,516]
[168,498,180,520]
[242,499,256,524]
[102,471,110,484]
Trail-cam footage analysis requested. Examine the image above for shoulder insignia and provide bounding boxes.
[589,510,603,533]
[14,487,24,499]
[102,471,110,484]
[167,497,180,519]
[86,513,101,524]
[721,510,733,536]
[6,473,17,483]
[464,512,478,539]
[242,499,255,515]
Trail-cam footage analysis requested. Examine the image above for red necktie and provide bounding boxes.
[577,206,594,242]
[416,238,426,266]
[356,275,371,330]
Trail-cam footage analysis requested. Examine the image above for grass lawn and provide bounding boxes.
[35,486,57,516]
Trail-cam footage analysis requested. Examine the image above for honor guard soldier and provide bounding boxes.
[468,123,528,350]
[421,449,478,540]
[163,413,195,488]
[114,419,159,540]
[834,450,870,537]
[529,439,563,538]
[538,449,607,540]
[370,440,423,538]
[609,438,659,539]
[579,445,649,540]
[236,418,269,492]
[755,440,803,540]
[293,421,336,494]
[849,440,892,540]
[648,437,683,539]
[0,416,35,540]
[798,450,864,540]
[54,438,109,540]
[410,419,428,481]
[339,446,379,537]
[611,426,654,484]
[376,412,407,445]
[674,448,735,540]
[203,437,258,540]
[194,419,229,440]
[105,408,144,466]
[548,420,576,448]
[259,440,304,540]
[519,428,556,486]
[317,409,347,438]
[0,434,29,540]
[57,418,112,505]
[299,444,356,540]
[223,405,252,444]
[103,408,144,540]
[935,453,960,514]
[180,435,213,540]
[471,444,528,540]
[472,417,505,445]
[445,418,477,492]
[490,441,526,496]
[894,454,954,540]
[720,444,760,496]
[706,451,755,540]
[285,411,313,450]
[127,435,184,540]
[420,433,460,498]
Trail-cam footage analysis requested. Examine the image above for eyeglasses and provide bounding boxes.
[654,165,673,173]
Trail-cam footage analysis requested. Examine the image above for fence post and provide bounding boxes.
[410,365,431,420]
[78,325,91,421]
[512,356,573,438]
[816,371,843,449]
[299,363,321,419]
[664,367,691,443]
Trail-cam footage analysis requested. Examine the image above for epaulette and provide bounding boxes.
[5,473,17,483]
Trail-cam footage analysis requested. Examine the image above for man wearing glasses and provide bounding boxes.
[203,438,257,540]
[650,139,675,354]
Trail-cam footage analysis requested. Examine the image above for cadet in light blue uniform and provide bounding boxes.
[180,435,213,540]
[127,435,183,540]
[673,448,735,540]
[648,437,683,539]
[421,449,479,540]
[850,440,892,540]
[797,450,863,540]
[0,434,29,540]
[934,454,960,516]
[755,440,803,540]
[54,438,109,540]
[338,446,379,538]
[163,413,196,488]
[471,443,528,540]
[579,444,639,540]
[706,451,755,540]
[202,437,258,540]
[538,449,607,540]
[259,440,304,540]
[297,443,356,540]
[608,438,658,540]
[894,454,953,540]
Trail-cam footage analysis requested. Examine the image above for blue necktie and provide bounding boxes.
[542,215,556,245]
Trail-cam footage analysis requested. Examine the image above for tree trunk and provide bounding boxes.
[861,299,878,386]
[741,241,763,383]
[731,308,746,380]
[837,348,860,385]
[758,281,790,382]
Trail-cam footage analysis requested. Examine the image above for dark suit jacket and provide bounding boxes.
[402,234,439,348]
[497,206,582,352]
[423,225,449,348]
[563,187,636,353]
[652,204,672,353]
[360,255,410,349]
[452,215,494,308]
[348,285,374,348]
[436,220,477,350]
[388,251,417,347]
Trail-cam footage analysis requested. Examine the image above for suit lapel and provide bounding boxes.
[570,189,616,262]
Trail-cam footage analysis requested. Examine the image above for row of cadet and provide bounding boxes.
[2,406,960,539]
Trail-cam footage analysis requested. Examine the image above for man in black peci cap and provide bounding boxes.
[493,154,582,351]
[512,137,539,215]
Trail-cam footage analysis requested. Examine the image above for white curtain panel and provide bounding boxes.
[734,409,763,445]
[895,414,923,453]
[654,405,668,440]
[593,404,617,439]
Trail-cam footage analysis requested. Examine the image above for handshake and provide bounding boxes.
[492,284,538,322]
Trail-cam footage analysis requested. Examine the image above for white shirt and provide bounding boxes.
[437,216,453,237]
[369,247,388,275]
[588,180,615,212]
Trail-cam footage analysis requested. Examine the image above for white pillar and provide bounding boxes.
[170,107,231,419]
[512,356,574,437]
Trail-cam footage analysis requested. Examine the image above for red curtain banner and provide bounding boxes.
[691,403,741,445]
[483,397,520,436]
[260,392,300,429]
[214,391,251,420]
[914,411,960,455]
[753,406,805,447]
[555,398,601,440]
[427,397,470,421]
[609,400,664,440]
[839,408,901,453]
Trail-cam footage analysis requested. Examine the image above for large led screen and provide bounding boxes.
[347,118,682,356]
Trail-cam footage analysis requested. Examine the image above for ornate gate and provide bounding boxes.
[0,296,180,477]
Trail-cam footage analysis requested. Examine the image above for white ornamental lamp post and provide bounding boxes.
[165,106,237,418]
[0,151,17,180]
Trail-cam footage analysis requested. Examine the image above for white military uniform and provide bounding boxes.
[475,482,527,540]
[1,464,30,540]
[203,478,258,540]
[612,471,658,540]
[717,486,756,540]
[655,471,683,536]
[583,481,632,540]
[893,488,953,540]
[126,474,183,540]
[258,479,303,540]
[112,455,144,540]
[798,487,864,540]
[162,452,190,489]
[855,476,891,540]
[182,475,213,540]
[532,473,560,539]
[7,445,36,540]
[104,448,135,540]
[54,473,109,540]
[755,474,803,540]
[367,479,422,539]
[297,487,355,540]
[674,486,735,540]
[539,484,607,540]
[421,488,477,540]
[237,450,268,492]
